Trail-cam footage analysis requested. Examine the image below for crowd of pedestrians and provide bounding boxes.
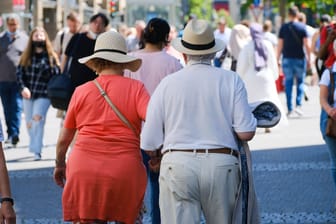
[1,3,336,223]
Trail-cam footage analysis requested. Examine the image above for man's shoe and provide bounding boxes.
[11,136,19,146]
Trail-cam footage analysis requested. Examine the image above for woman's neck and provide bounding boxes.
[99,68,124,76]
[35,48,44,54]
[143,43,164,52]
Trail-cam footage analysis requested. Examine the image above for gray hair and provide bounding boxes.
[6,13,20,23]
[186,53,216,62]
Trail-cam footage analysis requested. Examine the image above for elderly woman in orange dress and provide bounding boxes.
[53,31,150,224]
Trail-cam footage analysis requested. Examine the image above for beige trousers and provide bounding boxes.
[159,151,240,224]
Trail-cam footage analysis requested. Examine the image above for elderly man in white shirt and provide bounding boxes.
[141,19,257,224]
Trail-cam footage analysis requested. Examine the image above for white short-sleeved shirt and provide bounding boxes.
[53,27,75,59]
[141,63,257,152]
[319,63,336,107]
[0,120,3,142]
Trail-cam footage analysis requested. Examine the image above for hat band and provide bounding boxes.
[181,39,215,50]
[94,49,126,55]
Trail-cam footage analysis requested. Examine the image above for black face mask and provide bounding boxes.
[32,41,46,48]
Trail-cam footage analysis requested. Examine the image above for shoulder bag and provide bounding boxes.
[326,69,336,138]
[47,35,80,110]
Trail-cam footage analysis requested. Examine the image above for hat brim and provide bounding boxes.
[171,38,225,55]
[78,52,142,72]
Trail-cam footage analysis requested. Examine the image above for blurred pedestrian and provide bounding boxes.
[228,23,251,71]
[0,120,16,224]
[53,11,82,61]
[124,17,183,224]
[263,19,277,49]
[53,11,82,120]
[126,20,146,52]
[165,24,185,66]
[63,12,108,88]
[53,31,149,224]
[0,13,28,147]
[237,23,288,133]
[277,5,311,117]
[314,14,332,79]
[319,38,336,191]
[118,23,129,38]
[141,19,257,224]
[213,17,232,67]
[16,27,61,160]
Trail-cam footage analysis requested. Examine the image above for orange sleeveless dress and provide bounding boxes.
[62,75,149,224]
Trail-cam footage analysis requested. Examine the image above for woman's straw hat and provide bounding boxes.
[78,31,142,72]
[172,19,224,55]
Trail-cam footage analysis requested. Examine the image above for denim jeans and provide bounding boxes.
[320,109,336,186]
[0,81,22,139]
[141,150,161,224]
[23,98,50,154]
[281,58,306,112]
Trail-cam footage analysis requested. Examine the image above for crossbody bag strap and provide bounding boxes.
[329,68,335,105]
[288,24,301,45]
[93,79,138,136]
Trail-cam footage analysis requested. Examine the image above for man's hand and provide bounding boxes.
[148,157,161,173]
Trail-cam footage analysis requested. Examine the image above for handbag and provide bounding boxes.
[326,69,336,138]
[47,35,80,110]
[47,57,74,110]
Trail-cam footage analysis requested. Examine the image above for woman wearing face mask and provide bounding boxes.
[16,27,61,160]
[62,13,109,88]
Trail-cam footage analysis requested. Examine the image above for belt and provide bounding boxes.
[163,148,239,158]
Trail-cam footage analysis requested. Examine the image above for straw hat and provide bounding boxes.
[172,19,224,55]
[78,31,142,72]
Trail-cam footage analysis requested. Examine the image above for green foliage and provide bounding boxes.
[215,9,234,28]
[270,0,335,16]
[188,0,213,21]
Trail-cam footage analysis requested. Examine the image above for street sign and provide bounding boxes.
[13,0,25,11]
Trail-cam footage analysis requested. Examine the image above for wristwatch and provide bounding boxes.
[1,197,14,205]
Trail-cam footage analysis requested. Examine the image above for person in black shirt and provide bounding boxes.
[63,13,109,88]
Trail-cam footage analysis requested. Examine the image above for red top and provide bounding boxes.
[320,25,336,68]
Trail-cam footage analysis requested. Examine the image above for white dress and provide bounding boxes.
[236,39,288,127]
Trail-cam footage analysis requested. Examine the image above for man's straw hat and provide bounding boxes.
[78,31,142,72]
[172,19,224,55]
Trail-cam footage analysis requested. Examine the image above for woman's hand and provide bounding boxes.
[21,87,31,99]
[53,166,66,188]
[1,201,16,224]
